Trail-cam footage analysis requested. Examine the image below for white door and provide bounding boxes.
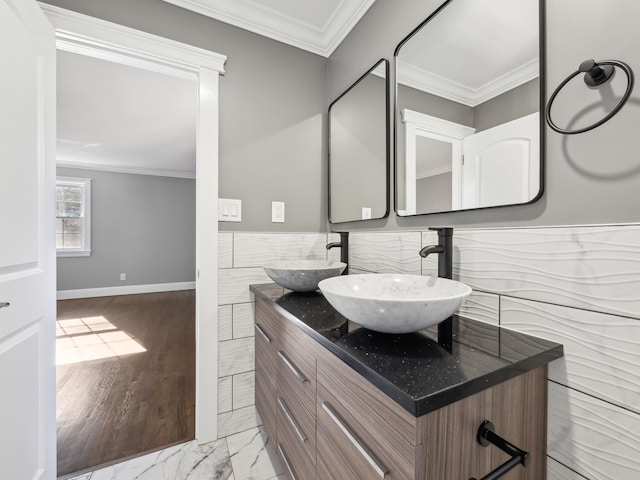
[0,1,56,479]
[461,112,539,209]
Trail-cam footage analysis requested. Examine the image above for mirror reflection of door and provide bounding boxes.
[462,112,539,208]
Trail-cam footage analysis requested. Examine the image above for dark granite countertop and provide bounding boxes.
[251,283,563,417]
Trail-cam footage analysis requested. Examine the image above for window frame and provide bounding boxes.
[56,176,92,257]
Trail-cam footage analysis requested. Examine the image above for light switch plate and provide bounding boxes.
[219,198,242,222]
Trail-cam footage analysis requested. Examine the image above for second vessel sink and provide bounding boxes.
[263,260,347,292]
[318,274,471,334]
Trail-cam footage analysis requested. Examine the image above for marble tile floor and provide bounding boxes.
[63,426,286,480]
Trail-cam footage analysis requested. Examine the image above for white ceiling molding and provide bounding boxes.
[56,160,197,179]
[161,0,375,57]
[397,58,539,108]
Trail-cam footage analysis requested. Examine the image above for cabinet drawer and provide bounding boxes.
[317,383,415,480]
[276,395,315,480]
[255,297,281,343]
[255,365,276,443]
[276,404,316,480]
[277,320,320,417]
[317,353,417,445]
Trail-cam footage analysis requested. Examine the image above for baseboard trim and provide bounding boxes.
[57,281,196,300]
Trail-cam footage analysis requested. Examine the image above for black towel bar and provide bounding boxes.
[469,420,530,480]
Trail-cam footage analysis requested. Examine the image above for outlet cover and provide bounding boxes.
[272,201,285,223]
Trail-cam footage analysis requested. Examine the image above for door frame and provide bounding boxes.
[40,3,226,443]
[401,108,475,213]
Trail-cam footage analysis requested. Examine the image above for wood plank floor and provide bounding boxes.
[56,290,195,477]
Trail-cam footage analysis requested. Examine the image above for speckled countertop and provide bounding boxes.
[251,283,563,417]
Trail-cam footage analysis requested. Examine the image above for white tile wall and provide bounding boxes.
[350,231,422,274]
[233,233,328,268]
[218,305,233,342]
[232,372,255,410]
[232,303,255,339]
[454,226,640,319]
[548,382,640,479]
[548,457,588,480]
[501,297,640,415]
[457,291,500,325]
[348,225,640,480]
[217,232,335,438]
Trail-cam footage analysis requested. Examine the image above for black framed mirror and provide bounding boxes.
[394,0,545,216]
[329,59,390,223]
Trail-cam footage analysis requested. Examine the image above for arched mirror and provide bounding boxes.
[395,0,544,216]
[329,59,390,223]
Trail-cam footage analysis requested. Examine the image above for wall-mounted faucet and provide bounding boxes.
[419,227,454,350]
[326,231,349,275]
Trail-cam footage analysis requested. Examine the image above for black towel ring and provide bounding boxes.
[545,59,634,135]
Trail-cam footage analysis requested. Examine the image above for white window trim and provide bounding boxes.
[56,176,92,257]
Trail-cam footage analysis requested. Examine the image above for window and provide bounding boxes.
[56,177,91,257]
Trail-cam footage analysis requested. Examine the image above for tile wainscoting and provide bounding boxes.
[217,225,640,479]
[217,233,340,438]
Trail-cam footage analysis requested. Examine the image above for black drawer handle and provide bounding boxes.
[469,420,530,480]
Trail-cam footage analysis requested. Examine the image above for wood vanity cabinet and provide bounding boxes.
[254,295,550,480]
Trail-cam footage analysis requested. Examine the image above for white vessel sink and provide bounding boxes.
[263,260,347,292]
[318,274,471,334]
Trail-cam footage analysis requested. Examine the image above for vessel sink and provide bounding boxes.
[318,274,472,334]
[263,260,347,292]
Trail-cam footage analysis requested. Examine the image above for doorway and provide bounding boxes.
[42,3,226,476]
[55,38,199,478]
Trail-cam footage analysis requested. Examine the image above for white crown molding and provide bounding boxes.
[56,160,196,179]
[39,3,226,77]
[57,281,196,300]
[161,0,375,57]
[398,58,539,107]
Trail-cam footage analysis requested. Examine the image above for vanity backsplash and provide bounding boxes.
[218,225,640,480]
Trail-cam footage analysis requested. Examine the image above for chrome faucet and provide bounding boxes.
[326,231,349,275]
[420,227,454,350]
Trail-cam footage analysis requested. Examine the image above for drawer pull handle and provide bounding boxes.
[278,397,307,443]
[278,443,298,480]
[321,402,388,479]
[255,323,271,343]
[278,351,306,383]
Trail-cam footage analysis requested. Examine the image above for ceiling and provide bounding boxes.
[397,0,539,107]
[161,0,376,57]
[57,51,198,178]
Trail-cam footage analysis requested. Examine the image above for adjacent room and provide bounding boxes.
[54,49,198,477]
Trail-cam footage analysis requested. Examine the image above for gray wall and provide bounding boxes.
[328,0,640,230]
[473,79,539,132]
[45,0,328,233]
[57,167,195,290]
[416,173,452,213]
